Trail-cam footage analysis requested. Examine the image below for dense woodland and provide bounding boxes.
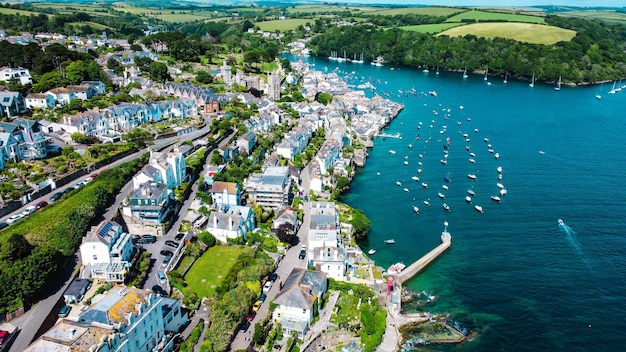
[311,15,626,83]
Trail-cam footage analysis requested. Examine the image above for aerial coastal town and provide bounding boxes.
[0,26,454,352]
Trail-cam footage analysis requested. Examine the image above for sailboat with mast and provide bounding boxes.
[484,67,488,81]
[503,71,508,84]
[463,68,468,79]
[608,81,617,94]
[554,76,562,91]
[529,73,535,87]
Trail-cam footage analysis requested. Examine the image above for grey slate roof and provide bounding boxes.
[273,268,326,310]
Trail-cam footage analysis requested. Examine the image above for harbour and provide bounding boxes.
[290,53,626,351]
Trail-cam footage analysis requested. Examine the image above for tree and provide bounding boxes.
[275,222,296,245]
[350,209,371,240]
[107,57,123,75]
[195,70,213,84]
[32,71,69,93]
[0,233,33,261]
[65,60,105,84]
[199,231,216,248]
[71,133,98,145]
[184,242,203,258]
[316,92,333,105]
[147,61,171,83]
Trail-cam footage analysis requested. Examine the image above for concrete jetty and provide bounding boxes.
[378,132,402,139]
[398,226,451,284]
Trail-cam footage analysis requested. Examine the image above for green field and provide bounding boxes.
[446,9,545,24]
[400,23,464,33]
[68,21,111,29]
[439,22,575,44]
[364,6,465,17]
[559,10,626,23]
[0,7,49,17]
[256,18,311,32]
[184,246,247,298]
[289,4,375,14]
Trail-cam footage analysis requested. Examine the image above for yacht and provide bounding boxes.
[465,196,472,203]
[404,161,409,166]
[442,185,448,191]
[443,203,450,211]
[558,219,564,226]
[396,181,402,186]
[368,249,376,255]
[413,206,420,213]
[468,174,477,180]
[495,152,500,160]
[497,166,503,173]
[424,200,430,206]
[467,189,476,196]
[404,188,409,192]
[500,189,508,197]
[469,158,476,164]
[385,239,396,244]
[474,205,483,213]
[389,150,396,154]
[412,176,420,181]
[438,192,446,199]
[421,182,428,189]
[491,195,502,203]
[497,183,505,189]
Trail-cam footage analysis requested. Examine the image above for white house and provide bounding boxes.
[0,67,32,85]
[25,93,56,110]
[272,268,327,339]
[209,181,241,207]
[204,205,254,243]
[133,150,186,190]
[79,220,134,282]
[46,87,77,106]
[307,201,341,251]
[244,166,292,210]
[310,246,347,280]
[26,285,188,352]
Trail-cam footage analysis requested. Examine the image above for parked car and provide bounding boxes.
[252,301,262,312]
[160,256,171,268]
[7,214,24,224]
[269,273,278,282]
[22,205,37,216]
[49,192,63,202]
[0,329,9,346]
[165,240,179,248]
[157,271,167,284]
[263,281,273,293]
[36,200,48,209]
[58,305,72,317]
[299,249,306,259]
[82,177,93,184]
[152,285,167,296]
[0,222,8,230]
[139,235,156,244]
[175,233,185,241]
[130,234,141,244]
[239,319,250,332]
[246,311,256,322]
[160,250,173,257]
[258,293,267,303]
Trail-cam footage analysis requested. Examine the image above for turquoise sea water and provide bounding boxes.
[288,55,626,351]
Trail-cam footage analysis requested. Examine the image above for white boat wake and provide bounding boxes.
[558,220,590,269]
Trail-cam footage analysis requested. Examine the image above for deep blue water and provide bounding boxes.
[288,54,626,351]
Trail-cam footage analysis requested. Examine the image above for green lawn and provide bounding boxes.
[400,23,464,34]
[438,22,575,45]
[256,18,311,32]
[445,9,545,24]
[184,246,247,298]
[364,6,465,17]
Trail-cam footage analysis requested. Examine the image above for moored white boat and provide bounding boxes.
[389,150,396,154]
[404,161,409,166]
[500,189,508,197]
[465,196,472,203]
[469,158,476,164]
[474,205,483,213]
[418,169,423,174]
[497,166,503,173]
[558,219,564,226]
[412,176,420,181]
[385,239,396,244]
[413,206,420,213]
[438,192,445,199]
[467,189,476,196]
[469,152,476,157]
[495,152,500,160]
[388,262,406,275]
[442,185,448,190]
[424,200,430,206]
[496,183,504,189]
[443,203,450,211]
[421,182,428,188]
[368,249,376,255]
[468,174,477,180]
[491,195,502,203]
[404,188,409,192]
[396,181,402,186]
